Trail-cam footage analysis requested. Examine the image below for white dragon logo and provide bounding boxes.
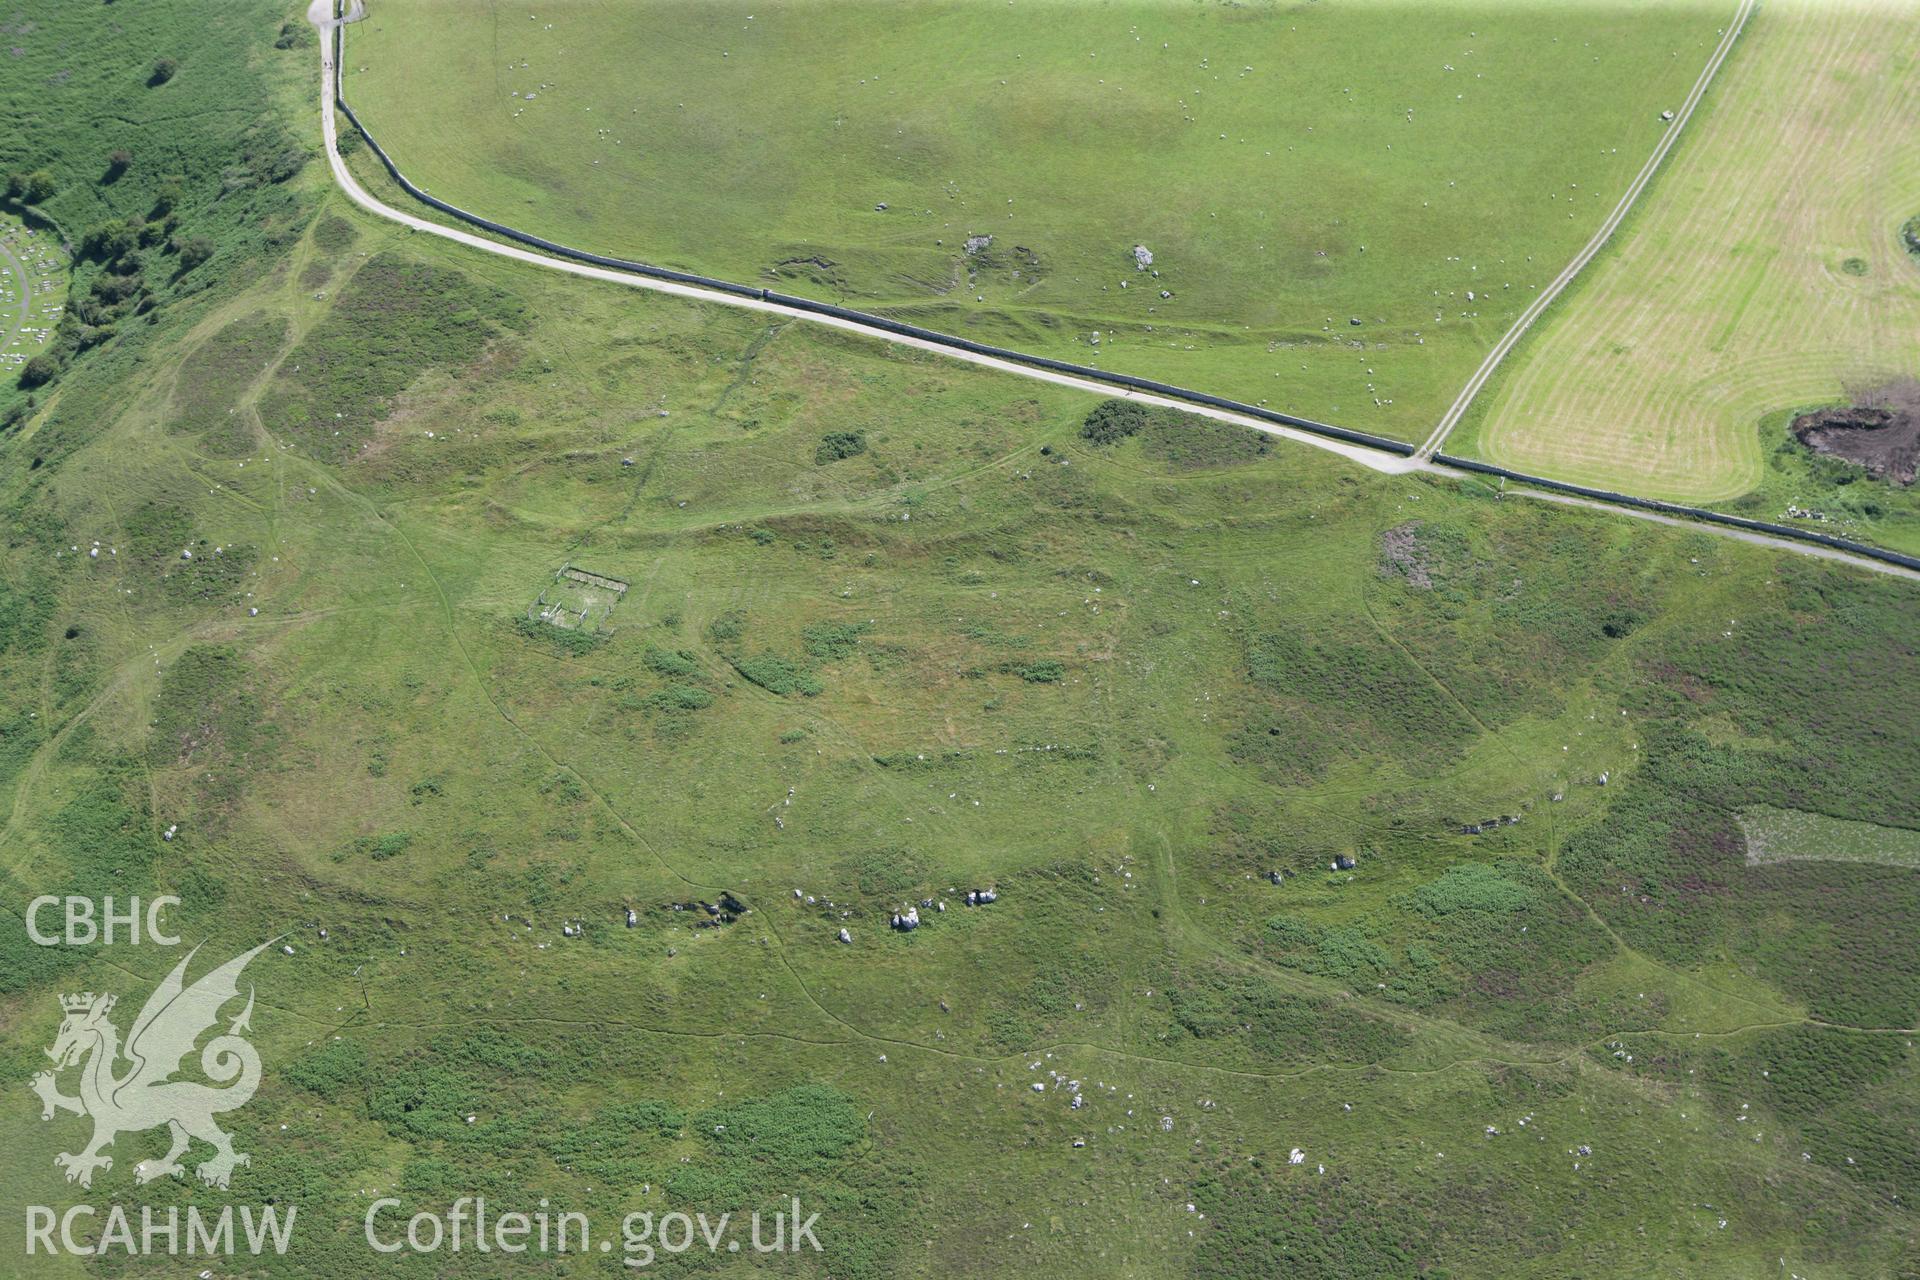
[30,941,272,1190]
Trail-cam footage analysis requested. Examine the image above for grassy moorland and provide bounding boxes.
[0,4,1918,1277]
[1460,2,1920,526]
[3,204,1919,1277]
[339,0,1733,442]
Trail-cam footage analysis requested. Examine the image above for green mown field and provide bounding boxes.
[1,2,1917,1276]
[1455,1,1920,535]
[340,0,1732,443]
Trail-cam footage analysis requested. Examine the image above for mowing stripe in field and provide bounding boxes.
[1469,2,1920,502]
[1416,0,1756,460]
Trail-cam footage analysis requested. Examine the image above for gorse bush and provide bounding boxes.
[1403,862,1538,918]
[1079,398,1152,444]
[284,1040,373,1102]
[733,652,822,696]
[642,645,701,676]
[802,621,868,661]
[814,430,866,464]
[646,682,713,712]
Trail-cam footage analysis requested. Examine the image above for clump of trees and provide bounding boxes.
[4,2,319,409]
[4,170,56,204]
[174,235,214,269]
[12,128,254,393]
[18,202,191,391]
[150,179,184,217]
[19,353,60,388]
